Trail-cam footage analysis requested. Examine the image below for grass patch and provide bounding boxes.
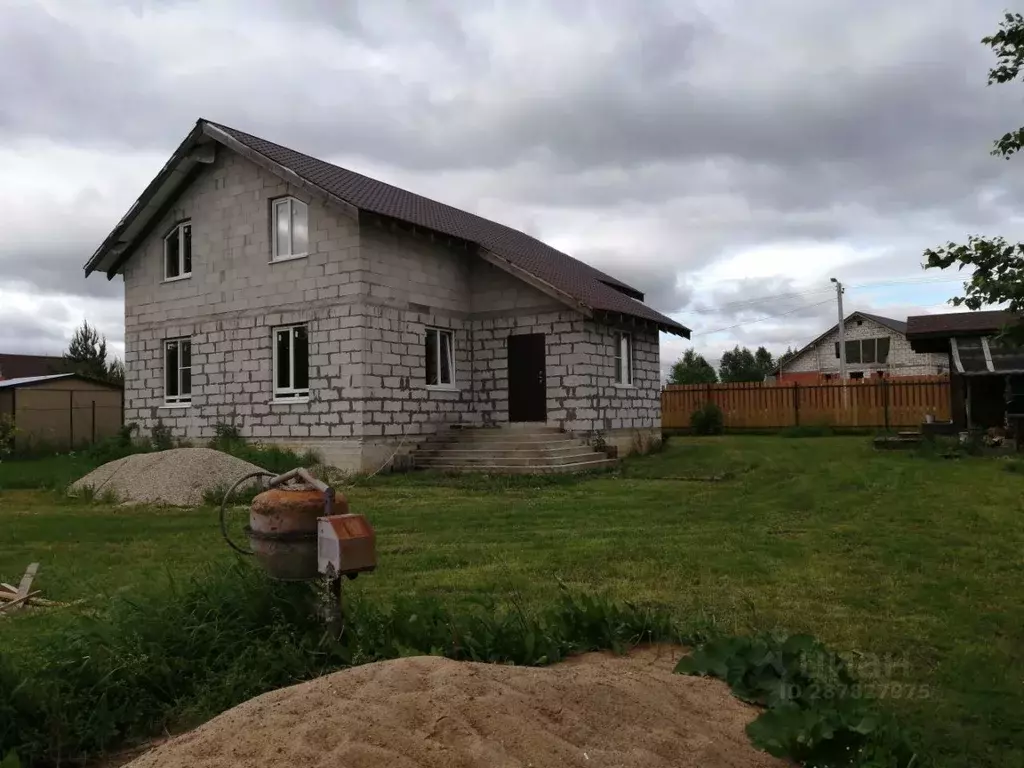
[2,436,1022,767]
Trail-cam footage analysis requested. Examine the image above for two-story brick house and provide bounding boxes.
[84,120,689,471]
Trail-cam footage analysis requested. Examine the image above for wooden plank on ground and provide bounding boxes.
[13,563,39,613]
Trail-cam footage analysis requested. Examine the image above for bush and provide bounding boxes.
[677,633,921,767]
[0,415,17,459]
[207,433,322,475]
[690,402,724,435]
[150,419,173,451]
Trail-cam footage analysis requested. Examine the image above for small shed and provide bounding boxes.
[0,374,123,452]
[907,310,1023,432]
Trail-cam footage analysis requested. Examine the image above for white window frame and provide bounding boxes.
[614,332,633,386]
[164,337,192,405]
[163,221,192,281]
[425,328,455,388]
[271,197,309,262]
[272,324,310,401]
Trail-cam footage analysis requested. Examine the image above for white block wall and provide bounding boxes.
[122,148,662,470]
[783,316,948,378]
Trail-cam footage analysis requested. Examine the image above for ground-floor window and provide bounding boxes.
[426,328,454,387]
[614,332,633,385]
[164,338,192,404]
[273,324,309,400]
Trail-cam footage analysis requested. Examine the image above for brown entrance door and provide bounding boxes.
[507,333,547,422]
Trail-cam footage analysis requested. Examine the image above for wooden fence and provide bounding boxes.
[662,376,951,431]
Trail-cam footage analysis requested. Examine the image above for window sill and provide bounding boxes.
[162,274,192,283]
[269,253,309,264]
[613,383,635,389]
[270,397,310,405]
[426,385,459,392]
[160,402,192,409]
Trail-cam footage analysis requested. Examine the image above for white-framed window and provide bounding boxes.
[425,328,454,387]
[164,338,192,404]
[614,332,633,385]
[164,221,192,280]
[273,324,309,400]
[271,197,309,261]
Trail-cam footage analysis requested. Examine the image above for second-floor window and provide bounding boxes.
[164,221,192,280]
[164,338,192,404]
[272,197,309,261]
[274,324,309,400]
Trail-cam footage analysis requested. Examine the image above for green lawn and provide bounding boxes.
[2,437,1023,767]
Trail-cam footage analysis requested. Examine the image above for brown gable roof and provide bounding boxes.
[0,354,67,381]
[84,119,689,337]
[906,310,1018,339]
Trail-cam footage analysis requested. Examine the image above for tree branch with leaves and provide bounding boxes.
[923,13,1024,342]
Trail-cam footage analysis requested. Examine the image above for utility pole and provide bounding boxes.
[831,277,847,381]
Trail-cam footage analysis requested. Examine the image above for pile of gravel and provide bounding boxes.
[69,447,268,506]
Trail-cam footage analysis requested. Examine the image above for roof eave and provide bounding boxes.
[84,121,211,278]
[593,309,690,338]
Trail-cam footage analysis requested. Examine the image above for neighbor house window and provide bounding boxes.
[272,197,309,260]
[273,324,309,400]
[164,221,192,280]
[164,338,192,404]
[614,332,633,385]
[834,338,891,365]
[425,328,454,387]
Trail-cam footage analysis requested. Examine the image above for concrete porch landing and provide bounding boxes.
[413,424,617,474]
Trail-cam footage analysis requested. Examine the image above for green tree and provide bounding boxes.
[719,345,774,383]
[923,13,1024,342]
[63,320,109,380]
[669,348,718,384]
[107,357,126,386]
[777,346,798,370]
[719,345,776,383]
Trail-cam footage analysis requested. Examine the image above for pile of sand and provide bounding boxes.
[127,646,785,768]
[69,447,267,506]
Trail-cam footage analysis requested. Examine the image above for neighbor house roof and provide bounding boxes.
[906,310,1017,339]
[0,374,73,389]
[0,354,66,381]
[84,120,690,337]
[777,311,907,372]
[0,373,123,391]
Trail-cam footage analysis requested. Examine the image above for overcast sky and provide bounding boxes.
[2,0,1022,375]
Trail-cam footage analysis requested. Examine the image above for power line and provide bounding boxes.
[688,275,966,316]
[690,298,835,338]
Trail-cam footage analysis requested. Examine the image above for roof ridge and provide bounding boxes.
[203,119,643,296]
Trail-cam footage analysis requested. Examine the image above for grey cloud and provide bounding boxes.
[2,0,1020,354]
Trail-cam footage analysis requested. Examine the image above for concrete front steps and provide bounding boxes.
[415,424,618,474]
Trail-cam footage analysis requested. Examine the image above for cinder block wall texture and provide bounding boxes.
[783,317,948,378]
[123,149,662,470]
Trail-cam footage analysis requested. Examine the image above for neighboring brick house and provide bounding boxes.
[84,119,689,471]
[776,312,948,384]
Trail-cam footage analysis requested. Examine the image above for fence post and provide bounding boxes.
[68,390,74,449]
[883,378,890,432]
[92,399,97,444]
[792,383,800,426]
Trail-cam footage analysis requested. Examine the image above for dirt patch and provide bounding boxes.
[69,448,266,506]
[127,646,786,768]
